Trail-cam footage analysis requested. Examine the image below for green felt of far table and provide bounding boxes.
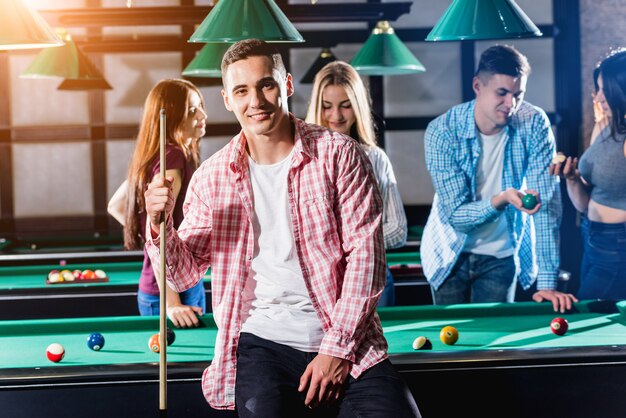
[0,261,212,291]
[0,251,423,319]
[0,251,420,291]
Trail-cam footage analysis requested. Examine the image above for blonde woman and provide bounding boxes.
[306,61,407,306]
[108,79,207,327]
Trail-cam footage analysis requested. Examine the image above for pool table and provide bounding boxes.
[1,300,625,418]
[0,250,426,319]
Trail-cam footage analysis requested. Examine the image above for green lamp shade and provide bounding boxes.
[189,0,304,43]
[0,0,63,50]
[351,21,426,76]
[426,0,542,41]
[57,78,112,91]
[182,43,232,78]
[301,48,338,84]
[21,38,107,81]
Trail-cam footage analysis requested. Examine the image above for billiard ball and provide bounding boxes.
[149,334,161,353]
[94,269,107,279]
[60,269,75,282]
[166,328,175,346]
[440,326,459,345]
[521,193,538,210]
[82,269,96,280]
[72,269,83,279]
[412,336,432,350]
[550,317,569,335]
[46,343,65,362]
[87,332,105,351]
[48,270,61,283]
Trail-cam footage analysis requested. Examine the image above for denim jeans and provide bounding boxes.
[578,216,626,300]
[234,332,421,418]
[377,266,395,307]
[432,252,516,304]
[137,279,206,316]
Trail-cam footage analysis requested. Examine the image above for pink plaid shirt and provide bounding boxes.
[146,116,388,410]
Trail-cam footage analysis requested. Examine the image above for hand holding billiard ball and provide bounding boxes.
[87,332,105,351]
[550,317,568,335]
[521,193,538,210]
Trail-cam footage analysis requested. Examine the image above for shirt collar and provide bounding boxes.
[464,99,512,141]
[228,113,313,174]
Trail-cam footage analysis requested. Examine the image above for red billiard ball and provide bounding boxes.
[550,317,569,335]
[440,326,459,345]
[46,343,65,362]
[149,334,161,353]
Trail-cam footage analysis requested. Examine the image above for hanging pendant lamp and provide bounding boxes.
[426,0,542,41]
[189,0,304,43]
[351,21,426,76]
[301,48,338,84]
[0,0,63,50]
[182,43,232,78]
[21,32,111,91]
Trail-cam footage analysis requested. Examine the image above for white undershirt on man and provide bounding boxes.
[463,129,515,258]
[240,150,324,352]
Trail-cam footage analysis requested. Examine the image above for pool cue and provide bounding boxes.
[159,108,167,416]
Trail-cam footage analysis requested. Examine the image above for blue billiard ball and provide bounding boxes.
[87,332,105,351]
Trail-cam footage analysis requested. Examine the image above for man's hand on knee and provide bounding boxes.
[298,354,351,409]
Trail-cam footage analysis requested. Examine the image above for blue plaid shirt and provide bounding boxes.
[422,100,562,291]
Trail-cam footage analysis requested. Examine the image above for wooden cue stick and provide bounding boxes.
[159,108,167,414]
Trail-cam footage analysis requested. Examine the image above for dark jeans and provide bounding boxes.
[235,332,420,418]
[137,279,206,316]
[579,217,626,300]
[432,253,516,304]
[377,266,395,307]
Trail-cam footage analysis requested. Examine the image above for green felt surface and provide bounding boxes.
[0,251,420,291]
[0,315,217,369]
[0,261,211,290]
[386,252,421,266]
[2,301,625,370]
[379,301,626,353]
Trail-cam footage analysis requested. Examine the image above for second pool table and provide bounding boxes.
[0,250,425,319]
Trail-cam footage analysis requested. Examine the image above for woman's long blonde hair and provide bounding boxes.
[306,61,376,147]
[124,79,204,249]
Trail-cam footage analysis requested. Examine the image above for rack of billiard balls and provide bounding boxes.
[46,268,109,284]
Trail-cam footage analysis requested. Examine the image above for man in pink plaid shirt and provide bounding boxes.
[145,39,420,418]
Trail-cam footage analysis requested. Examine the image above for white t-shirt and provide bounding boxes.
[463,129,515,258]
[240,151,324,352]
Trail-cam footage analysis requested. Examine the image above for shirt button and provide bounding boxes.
[247,256,252,261]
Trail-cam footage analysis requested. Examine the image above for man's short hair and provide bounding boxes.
[475,45,531,80]
[221,39,286,81]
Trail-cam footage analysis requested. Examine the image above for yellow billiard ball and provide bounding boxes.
[440,326,459,345]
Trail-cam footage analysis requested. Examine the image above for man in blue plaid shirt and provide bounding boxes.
[422,45,577,313]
